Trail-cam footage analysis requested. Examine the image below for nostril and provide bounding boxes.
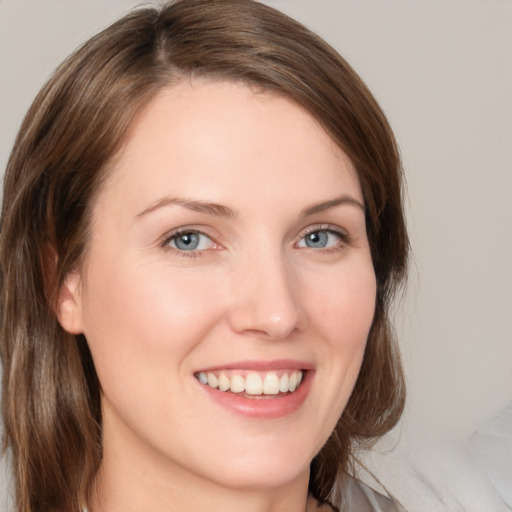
[225,259,307,339]
[227,302,305,340]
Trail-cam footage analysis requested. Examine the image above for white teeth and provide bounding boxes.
[263,372,280,395]
[197,369,304,395]
[230,374,245,393]
[218,373,230,392]
[289,372,298,392]
[245,372,263,395]
[279,373,289,393]
[207,373,218,388]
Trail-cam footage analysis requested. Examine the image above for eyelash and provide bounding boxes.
[297,225,351,253]
[161,228,217,259]
[161,225,351,259]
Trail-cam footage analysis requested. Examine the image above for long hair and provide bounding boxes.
[0,1,408,510]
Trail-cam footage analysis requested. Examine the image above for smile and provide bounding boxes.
[195,369,304,396]
[194,361,314,419]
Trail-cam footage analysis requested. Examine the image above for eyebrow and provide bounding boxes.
[301,194,364,216]
[136,196,237,219]
[136,193,363,220]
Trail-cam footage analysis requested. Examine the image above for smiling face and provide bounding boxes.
[58,80,376,504]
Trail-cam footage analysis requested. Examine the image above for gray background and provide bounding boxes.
[1,1,511,510]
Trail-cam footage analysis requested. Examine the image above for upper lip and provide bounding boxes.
[196,359,315,373]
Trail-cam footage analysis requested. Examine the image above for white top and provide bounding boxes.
[470,402,512,508]
[336,477,405,512]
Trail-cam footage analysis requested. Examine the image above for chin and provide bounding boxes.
[188,436,316,491]
[209,462,309,491]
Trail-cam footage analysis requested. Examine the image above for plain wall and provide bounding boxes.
[1,1,511,510]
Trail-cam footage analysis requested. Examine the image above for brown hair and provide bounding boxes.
[0,1,408,511]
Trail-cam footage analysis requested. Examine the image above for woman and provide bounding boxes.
[0,1,408,511]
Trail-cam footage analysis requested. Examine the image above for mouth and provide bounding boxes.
[194,363,313,419]
[195,369,304,398]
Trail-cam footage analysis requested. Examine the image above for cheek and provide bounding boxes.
[336,269,376,366]
[79,259,229,439]
[80,257,225,381]
[307,262,376,398]
[307,259,376,341]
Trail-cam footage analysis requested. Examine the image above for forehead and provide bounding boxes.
[96,79,362,214]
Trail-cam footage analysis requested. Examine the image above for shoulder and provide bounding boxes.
[335,474,405,512]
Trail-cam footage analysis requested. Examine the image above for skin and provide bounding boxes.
[58,80,377,512]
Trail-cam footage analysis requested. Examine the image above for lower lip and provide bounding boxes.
[197,371,314,419]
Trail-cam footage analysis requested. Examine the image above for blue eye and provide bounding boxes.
[298,229,342,249]
[167,231,213,251]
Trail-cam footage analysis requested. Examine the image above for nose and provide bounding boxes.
[226,251,307,340]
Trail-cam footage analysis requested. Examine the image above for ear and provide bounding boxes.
[57,271,84,335]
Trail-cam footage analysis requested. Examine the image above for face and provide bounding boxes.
[61,80,376,494]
